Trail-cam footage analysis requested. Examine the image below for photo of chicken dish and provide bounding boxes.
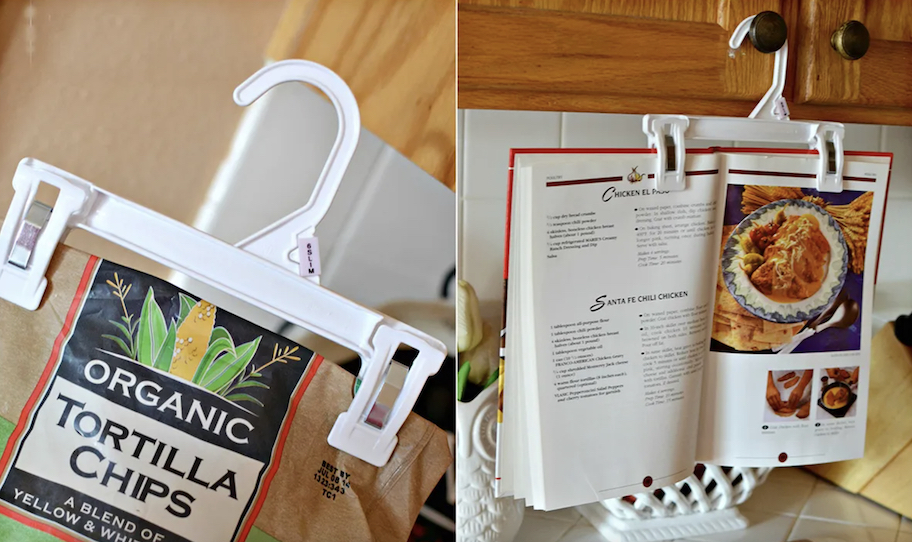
[739,211,831,303]
[713,186,870,353]
[720,198,849,326]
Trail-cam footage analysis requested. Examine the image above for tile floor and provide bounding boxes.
[513,468,910,542]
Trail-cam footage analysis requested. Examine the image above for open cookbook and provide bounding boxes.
[496,147,891,510]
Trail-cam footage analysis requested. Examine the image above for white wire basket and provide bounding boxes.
[578,464,773,542]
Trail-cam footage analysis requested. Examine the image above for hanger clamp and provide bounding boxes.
[0,159,446,467]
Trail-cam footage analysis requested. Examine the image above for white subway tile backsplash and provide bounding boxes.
[843,124,883,152]
[732,140,806,149]
[562,112,736,149]
[463,110,560,199]
[883,125,912,198]
[874,197,912,330]
[728,123,882,153]
[561,113,646,148]
[461,198,508,301]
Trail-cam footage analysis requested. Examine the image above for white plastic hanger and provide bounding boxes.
[232,60,360,280]
[729,15,790,121]
[0,60,446,468]
[643,14,845,194]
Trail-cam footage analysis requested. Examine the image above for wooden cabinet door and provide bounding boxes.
[458,0,797,116]
[795,0,912,110]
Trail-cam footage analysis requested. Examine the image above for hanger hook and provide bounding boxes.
[232,59,361,273]
[729,15,790,121]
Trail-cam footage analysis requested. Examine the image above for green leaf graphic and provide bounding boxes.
[224,393,264,408]
[202,336,261,392]
[231,380,270,390]
[192,337,235,384]
[177,293,197,327]
[153,322,177,372]
[137,288,167,366]
[108,320,132,342]
[102,334,132,358]
[209,326,232,347]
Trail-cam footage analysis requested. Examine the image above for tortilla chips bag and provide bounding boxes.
[0,247,451,542]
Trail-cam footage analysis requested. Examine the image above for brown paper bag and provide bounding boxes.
[0,246,451,542]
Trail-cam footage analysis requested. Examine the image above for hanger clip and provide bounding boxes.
[328,325,441,466]
[641,15,845,194]
[814,126,845,193]
[643,115,688,192]
[0,160,91,310]
[0,158,446,467]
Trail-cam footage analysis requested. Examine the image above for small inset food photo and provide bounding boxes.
[711,185,871,355]
[817,366,859,419]
[764,369,814,423]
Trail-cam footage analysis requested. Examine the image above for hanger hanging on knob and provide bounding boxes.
[643,13,845,194]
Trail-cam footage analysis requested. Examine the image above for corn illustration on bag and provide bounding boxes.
[170,300,217,381]
[0,247,451,542]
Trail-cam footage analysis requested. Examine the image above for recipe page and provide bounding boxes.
[697,151,890,466]
[526,154,723,509]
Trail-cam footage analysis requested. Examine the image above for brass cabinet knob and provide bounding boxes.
[748,11,788,53]
[831,20,870,60]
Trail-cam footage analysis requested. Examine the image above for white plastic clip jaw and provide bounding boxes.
[0,159,92,309]
[644,115,688,192]
[328,325,441,466]
[814,125,845,193]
